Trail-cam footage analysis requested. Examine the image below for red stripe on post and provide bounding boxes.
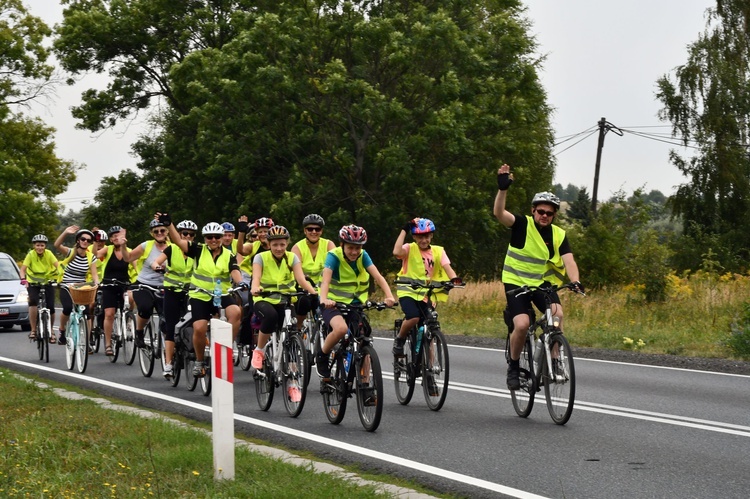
[225,345,233,383]
[214,343,223,380]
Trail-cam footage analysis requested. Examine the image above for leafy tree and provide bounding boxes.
[656,0,750,272]
[0,1,75,257]
[553,182,580,202]
[565,186,592,226]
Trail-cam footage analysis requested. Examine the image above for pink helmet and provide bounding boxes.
[339,224,367,245]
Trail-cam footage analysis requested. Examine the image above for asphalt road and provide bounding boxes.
[2,324,749,498]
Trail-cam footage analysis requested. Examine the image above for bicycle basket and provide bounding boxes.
[69,283,98,305]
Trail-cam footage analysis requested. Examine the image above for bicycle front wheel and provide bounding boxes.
[75,315,88,373]
[122,312,137,365]
[510,333,536,418]
[184,349,197,391]
[65,323,75,370]
[543,333,575,425]
[139,322,156,377]
[110,313,122,363]
[423,328,450,411]
[39,310,50,363]
[322,353,347,425]
[239,343,252,371]
[356,344,383,432]
[283,334,307,418]
[171,346,182,387]
[393,332,415,405]
[254,344,274,410]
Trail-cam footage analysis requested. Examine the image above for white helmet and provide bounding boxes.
[202,222,224,235]
[531,192,561,210]
[176,220,198,231]
[31,234,48,243]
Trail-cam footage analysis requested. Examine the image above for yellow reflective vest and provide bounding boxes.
[22,249,58,284]
[189,245,232,302]
[328,247,369,304]
[256,251,296,305]
[502,216,566,287]
[396,243,450,302]
[294,237,331,285]
[163,243,194,290]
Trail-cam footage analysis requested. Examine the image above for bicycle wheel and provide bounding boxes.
[158,318,167,372]
[171,346,182,387]
[422,328,450,411]
[254,344,275,411]
[122,312,137,365]
[393,332,415,405]
[232,339,240,366]
[510,333,536,418]
[283,334,307,418]
[239,343,252,371]
[543,333,575,425]
[301,324,313,388]
[65,322,75,370]
[75,315,88,373]
[322,353,347,425]
[109,313,121,363]
[200,355,212,396]
[138,322,156,377]
[39,310,50,362]
[355,344,383,432]
[184,349,198,391]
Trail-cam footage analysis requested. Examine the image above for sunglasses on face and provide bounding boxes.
[152,229,168,235]
[305,227,322,233]
[535,209,555,217]
[78,238,92,243]
[181,231,196,237]
[204,234,221,240]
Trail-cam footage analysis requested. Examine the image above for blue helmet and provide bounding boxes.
[411,218,436,235]
[221,222,235,232]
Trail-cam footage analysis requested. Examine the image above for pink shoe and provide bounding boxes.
[251,348,264,370]
[288,384,301,403]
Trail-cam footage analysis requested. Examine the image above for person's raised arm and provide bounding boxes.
[393,220,414,258]
[493,164,516,228]
[55,225,77,255]
[236,215,250,256]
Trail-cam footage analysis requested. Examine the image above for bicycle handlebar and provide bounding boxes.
[506,282,586,297]
[335,301,392,312]
[394,278,465,291]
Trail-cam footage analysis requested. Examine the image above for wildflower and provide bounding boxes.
[622,337,634,346]
[637,339,646,348]
[192,470,200,476]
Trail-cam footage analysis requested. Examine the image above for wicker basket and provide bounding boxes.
[69,283,98,305]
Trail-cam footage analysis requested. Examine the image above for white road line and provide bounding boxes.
[0,356,547,499]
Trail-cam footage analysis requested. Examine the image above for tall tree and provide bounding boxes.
[656,0,750,271]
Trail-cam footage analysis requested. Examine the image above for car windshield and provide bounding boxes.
[0,259,20,281]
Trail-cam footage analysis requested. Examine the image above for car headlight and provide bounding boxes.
[16,288,28,303]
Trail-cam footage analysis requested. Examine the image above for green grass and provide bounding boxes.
[369,273,750,359]
[0,370,401,498]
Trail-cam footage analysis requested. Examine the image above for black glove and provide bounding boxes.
[450,277,465,286]
[570,281,585,294]
[237,220,248,233]
[497,172,513,191]
[402,219,417,232]
[238,281,249,290]
[158,212,172,226]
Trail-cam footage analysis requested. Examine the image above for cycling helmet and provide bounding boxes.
[108,225,122,236]
[150,218,166,229]
[302,213,325,227]
[75,229,95,241]
[266,225,290,240]
[176,220,198,231]
[531,192,561,210]
[254,217,274,229]
[339,224,367,245]
[31,234,48,243]
[202,222,224,235]
[94,230,108,242]
[221,222,235,232]
[411,218,436,235]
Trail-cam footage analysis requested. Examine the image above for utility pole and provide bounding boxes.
[591,117,623,214]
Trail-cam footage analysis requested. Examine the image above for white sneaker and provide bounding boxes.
[163,364,174,379]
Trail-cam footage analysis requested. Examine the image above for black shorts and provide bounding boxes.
[398,296,430,321]
[190,296,238,323]
[101,283,127,310]
[28,284,55,309]
[504,283,560,320]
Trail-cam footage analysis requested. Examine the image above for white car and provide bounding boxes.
[0,252,30,331]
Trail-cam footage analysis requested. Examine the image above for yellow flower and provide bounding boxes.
[637,339,646,347]
[192,470,200,476]
[622,337,634,346]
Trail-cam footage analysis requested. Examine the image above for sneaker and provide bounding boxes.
[288,383,302,403]
[316,350,331,378]
[192,361,206,378]
[425,374,439,396]
[506,365,521,391]
[392,337,405,356]
[251,349,264,370]
[163,364,174,379]
[135,330,146,348]
[57,333,66,346]
[552,359,565,378]
[362,388,377,407]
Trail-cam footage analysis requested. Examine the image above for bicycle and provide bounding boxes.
[300,305,325,387]
[169,285,195,389]
[97,280,135,364]
[253,291,309,417]
[29,281,56,363]
[392,279,463,411]
[505,282,583,425]
[90,288,104,353]
[320,301,389,432]
[130,283,165,378]
[234,292,256,371]
[61,283,97,374]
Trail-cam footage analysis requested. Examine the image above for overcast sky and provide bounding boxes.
[27,1,715,211]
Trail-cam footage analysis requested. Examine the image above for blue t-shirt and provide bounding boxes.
[324,250,373,283]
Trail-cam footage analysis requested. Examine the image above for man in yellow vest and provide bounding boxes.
[20,234,60,341]
[392,218,461,359]
[493,164,583,390]
[291,213,335,327]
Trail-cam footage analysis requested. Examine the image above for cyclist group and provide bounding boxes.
[20,167,583,401]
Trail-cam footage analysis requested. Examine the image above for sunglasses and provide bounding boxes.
[152,229,168,235]
[535,209,555,217]
[181,231,196,237]
[78,238,92,243]
[204,234,221,240]
[305,227,322,233]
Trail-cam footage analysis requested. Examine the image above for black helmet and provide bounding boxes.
[302,213,325,227]
[108,225,123,236]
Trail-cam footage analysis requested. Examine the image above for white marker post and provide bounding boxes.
[210,318,235,480]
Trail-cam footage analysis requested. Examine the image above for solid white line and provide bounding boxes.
[0,356,547,499]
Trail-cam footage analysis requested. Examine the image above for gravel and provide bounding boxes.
[373,330,750,376]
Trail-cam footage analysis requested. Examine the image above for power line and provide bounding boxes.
[553,129,599,156]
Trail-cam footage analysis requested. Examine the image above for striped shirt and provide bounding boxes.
[62,250,91,284]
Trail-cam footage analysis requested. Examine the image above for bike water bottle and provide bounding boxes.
[533,337,543,371]
[415,325,424,354]
[213,280,222,307]
[344,351,352,375]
